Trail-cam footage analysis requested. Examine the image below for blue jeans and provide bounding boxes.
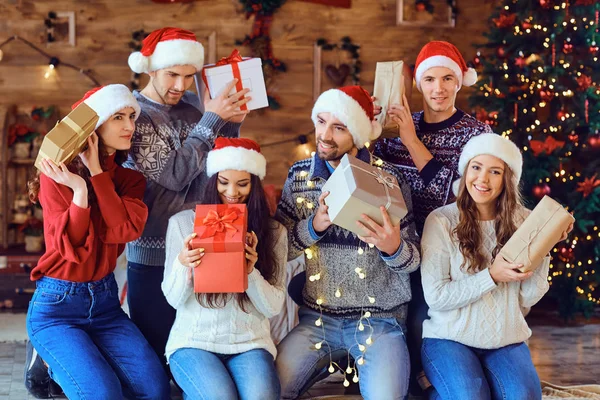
[127,261,176,368]
[169,348,280,400]
[422,338,542,400]
[407,270,429,391]
[276,307,410,400]
[26,273,170,400]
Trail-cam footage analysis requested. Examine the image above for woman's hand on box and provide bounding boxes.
[178,233,204,268]
[356,206,401,255]
[489,253,531,283]
[559,221,574,242]
[245,231,258,274]
[204,79,251,121]
[80,132,102,176]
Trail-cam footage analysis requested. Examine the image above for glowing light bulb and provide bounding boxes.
[315,341,322,349]
[358,321,365,331]
[328,364,335,373]
[357,357,364,365]
[315,318,322,327]
[358,344,366,352]
[335,289,341,298]
[366,336,373,345]
[357,248,364,255]
[368,296,375,304]
[343,379,350,387]
[352,374,359,383]
[346,366,352,374]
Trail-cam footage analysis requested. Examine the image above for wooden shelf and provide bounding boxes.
[9,158,35,165]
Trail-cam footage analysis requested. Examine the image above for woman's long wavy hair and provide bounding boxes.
[453,161,523,274]
[195,173,278,312]
[27,136,128,204]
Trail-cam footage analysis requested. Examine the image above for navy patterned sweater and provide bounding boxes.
[373,109,492,235]
[275,148,420,322]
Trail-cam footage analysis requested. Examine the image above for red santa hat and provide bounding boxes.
[414,41,477,92]
[71,84,140,129]
[128,27,204,74]
[206,137,267,180]
[311,85,382,149]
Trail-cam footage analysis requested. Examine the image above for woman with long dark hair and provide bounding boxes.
[162,137,286,400]
[26,85,170,399]
[420,133,572,400]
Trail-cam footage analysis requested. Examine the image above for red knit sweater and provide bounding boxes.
[31,155,148,282]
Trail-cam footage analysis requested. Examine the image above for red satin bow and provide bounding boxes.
[200,208,240,238]
[216,49,244,66]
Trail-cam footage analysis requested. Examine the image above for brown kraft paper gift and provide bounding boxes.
[322,153,408,237]
[499,195,575,273]
[34,103,99,170]
[373,61,405,139]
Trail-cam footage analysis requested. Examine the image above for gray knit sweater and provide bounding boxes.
[275,148,421,322]
[124,91,241,266]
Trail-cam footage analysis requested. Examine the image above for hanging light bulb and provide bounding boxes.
[335,289,342,298]
[315,341,323,349]
[328,364,335,373]
[346,366,352,374]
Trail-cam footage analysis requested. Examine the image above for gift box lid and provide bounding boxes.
[192,204,248,253]
[322,153,408,220]
[44,103,98,148]
[202,57,262,76]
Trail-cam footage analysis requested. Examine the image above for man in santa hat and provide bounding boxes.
[276,85,420,399]
[373,40,493,394]
[124,27,251,369]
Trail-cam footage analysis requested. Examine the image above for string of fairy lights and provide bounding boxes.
[293,152,389,385]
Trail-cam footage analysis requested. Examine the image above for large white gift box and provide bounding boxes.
[321,154,408,237]
[201,50,269,111]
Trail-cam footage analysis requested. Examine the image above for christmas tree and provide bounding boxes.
[469,0,600,320]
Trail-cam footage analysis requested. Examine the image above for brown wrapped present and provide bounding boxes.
[373,61,405,139]
[499,196,575,273]
[34,103,98,170]
[321,154,408,236]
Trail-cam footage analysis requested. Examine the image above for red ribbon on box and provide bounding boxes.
[193,204,246,253]
[200,208,240,239]
[201,49,248,111]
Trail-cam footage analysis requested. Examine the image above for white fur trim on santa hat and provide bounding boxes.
[311,89,382,149]
[206,146,267,180]
[415,55,477,92]
[128,39,204,74]
[452,133,523,196]
[83,84,141,129]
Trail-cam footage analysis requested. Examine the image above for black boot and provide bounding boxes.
[24,341,64,399]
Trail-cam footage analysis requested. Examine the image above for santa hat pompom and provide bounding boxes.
[463,67,478,87]
[128,52,148,74]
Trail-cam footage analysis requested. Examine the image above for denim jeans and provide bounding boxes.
[127,261,176,368]
[26,273,170,400]
[422,338,542,400]
[276,306,410,400]
[169,347,280,400]
[406,270,429,392]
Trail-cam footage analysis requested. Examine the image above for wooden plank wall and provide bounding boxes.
[0,0,497,186]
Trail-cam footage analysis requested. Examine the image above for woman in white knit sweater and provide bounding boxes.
[420,134,572,400]
[162,138,287,400]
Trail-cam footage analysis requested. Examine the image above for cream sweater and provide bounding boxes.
[421,203,550,349]
[162,209,287,361]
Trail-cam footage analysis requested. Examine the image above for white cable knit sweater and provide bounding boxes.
[421,203,550,349]
[162,209,288,361]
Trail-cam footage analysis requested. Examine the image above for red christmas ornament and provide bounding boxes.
[496,46,507,58]
[588,134,600,149]
[563,42,573,54]
[415,2,426,12]
[558,244,574,262]
[539,0,551,8]
[540,89,554,102]
[590,45,599,54]
[557,109,567,119]
[568,133,579,142]
[532,183,551,200]
[522,21,532,29]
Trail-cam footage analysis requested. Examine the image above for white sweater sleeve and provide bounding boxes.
[246,225,288,318]
[421,213,497,312]
[161,213,195,310]
[519,255,550,308]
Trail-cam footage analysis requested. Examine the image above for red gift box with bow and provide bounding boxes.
[191,204,248,293]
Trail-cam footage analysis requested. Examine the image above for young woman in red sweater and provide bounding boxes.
[26,85,170,399]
